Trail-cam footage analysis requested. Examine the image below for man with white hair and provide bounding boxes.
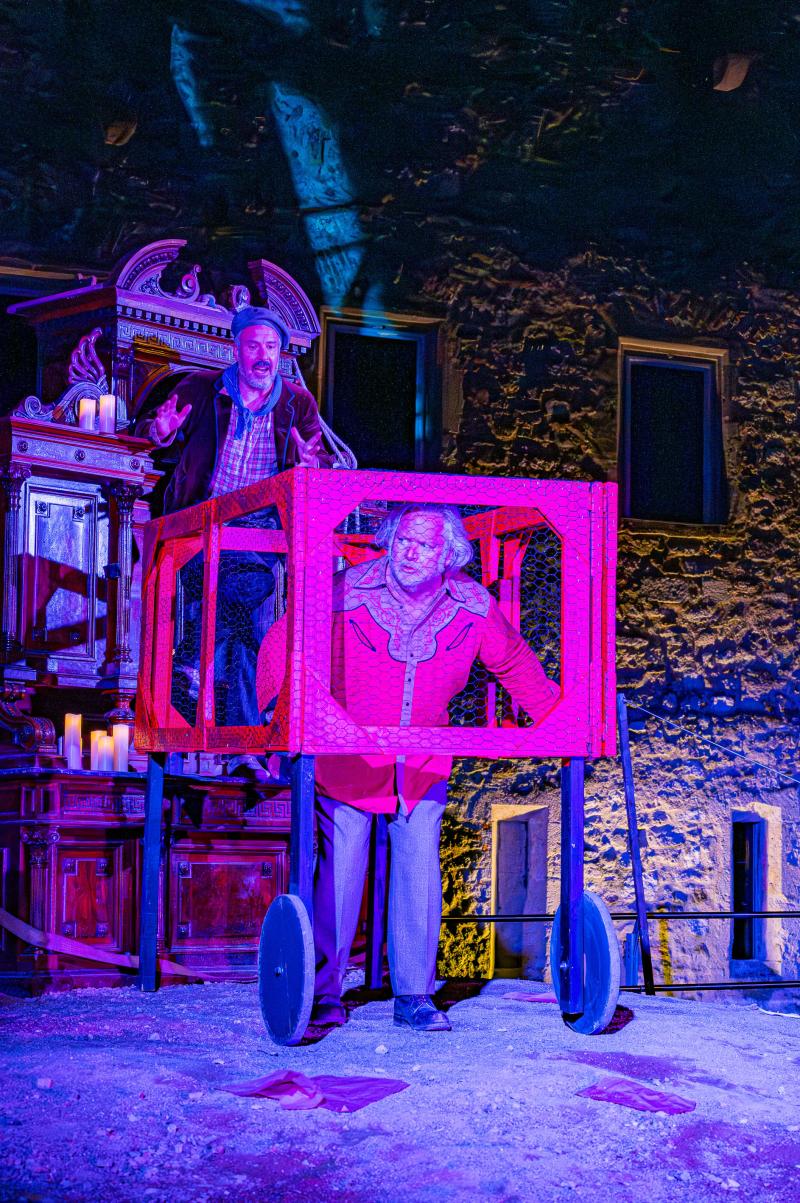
[259,503,558,1031]
[139,306,326,781]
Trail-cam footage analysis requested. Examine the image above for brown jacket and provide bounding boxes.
[136,369,328,513]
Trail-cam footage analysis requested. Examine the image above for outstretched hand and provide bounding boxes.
[290,427,322,467]
[153,393,192,443]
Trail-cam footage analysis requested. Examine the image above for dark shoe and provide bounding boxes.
[173,664,200,701]
[310,1000,347,1027]
[226,754,271,785]
[393,994,451,1032]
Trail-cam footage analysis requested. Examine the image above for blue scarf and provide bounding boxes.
[222,364,282,439]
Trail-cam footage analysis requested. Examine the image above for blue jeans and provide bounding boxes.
[172,550,277,727]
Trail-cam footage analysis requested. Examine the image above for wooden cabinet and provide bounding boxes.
[0,769,289,991]
[0,415,158,761]
[168,840,287,969]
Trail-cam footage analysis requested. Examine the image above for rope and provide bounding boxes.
[318,413,358,469]
[290,360,358,469]
[0,905,237,982]
[627,701,800,791]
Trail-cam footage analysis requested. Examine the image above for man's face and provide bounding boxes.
[236,324,282,393]
[390,512,449,593]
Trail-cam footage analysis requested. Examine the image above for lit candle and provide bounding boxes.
[98,393,116,434]
[78,397,96,431]
[90,730,103,771]
[112,724,129,773]
[64,713,82,771]
[97,734,114,773]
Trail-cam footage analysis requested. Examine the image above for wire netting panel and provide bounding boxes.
[136,469,617,758]
[330,500,561,733]
[449,521,562,728]
[215,504,287,728]
[171,551,203,726]
[213,550,287,726]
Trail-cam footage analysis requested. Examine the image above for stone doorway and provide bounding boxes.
[491,804,549,979]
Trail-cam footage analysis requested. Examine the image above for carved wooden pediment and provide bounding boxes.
[8,240,323,421]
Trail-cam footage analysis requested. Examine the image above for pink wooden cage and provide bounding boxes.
[135,469,617,760]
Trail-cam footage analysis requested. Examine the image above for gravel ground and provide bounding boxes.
[1,978,799,1202]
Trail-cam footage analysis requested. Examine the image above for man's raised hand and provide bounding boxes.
[290,428,323,467]
[153,393,192,443]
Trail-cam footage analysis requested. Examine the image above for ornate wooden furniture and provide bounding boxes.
[0,241,324,990]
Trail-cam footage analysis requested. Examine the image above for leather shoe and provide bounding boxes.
[310,1000,347,1027]
[393,994,451,1032]
[226,754,271,785]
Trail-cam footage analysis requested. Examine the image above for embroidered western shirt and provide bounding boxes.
[257,557,559,813]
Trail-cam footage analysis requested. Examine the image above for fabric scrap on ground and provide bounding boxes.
[502,992,559,1004]
[222,1069,409,1113]
[578,1076,696,1115]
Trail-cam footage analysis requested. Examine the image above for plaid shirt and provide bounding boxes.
[210,398,278,497]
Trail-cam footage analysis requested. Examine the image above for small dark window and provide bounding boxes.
[619,353,728,524]
[731,817,765,960]
[322,318,441,471]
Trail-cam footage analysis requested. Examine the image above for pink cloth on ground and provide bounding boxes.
[502,991,559,1003]
[223,1069,409,1113]
[578,1076,696,1115]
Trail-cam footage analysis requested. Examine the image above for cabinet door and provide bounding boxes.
[169,843,288,954]
[23,481,107,666]
[56,843,126,950]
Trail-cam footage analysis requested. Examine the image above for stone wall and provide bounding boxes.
[417,245,800,991]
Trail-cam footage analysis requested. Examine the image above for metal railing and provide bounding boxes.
[442,907,800,992]
[441,695,800,999]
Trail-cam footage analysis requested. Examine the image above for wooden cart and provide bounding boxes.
[135,468,619,1041]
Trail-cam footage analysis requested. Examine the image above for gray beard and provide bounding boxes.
[240,366,277,394]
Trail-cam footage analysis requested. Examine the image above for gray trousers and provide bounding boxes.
[313,785,447,1002]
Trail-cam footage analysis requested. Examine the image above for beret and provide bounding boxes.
[231,306,290,349]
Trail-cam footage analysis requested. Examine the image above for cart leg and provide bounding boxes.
[290,754,315,918]
[139,752,165,992]
[365,816,388,990]
[616,694,656,995]
[559,757,585,1016]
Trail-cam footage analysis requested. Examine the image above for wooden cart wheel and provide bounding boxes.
[258,893,315,1046]
[550,890,621,1036]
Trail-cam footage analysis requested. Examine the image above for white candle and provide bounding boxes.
[64,713,82,771]
[90,730,103,770]
[98,734,114,773]
[98,393,116,434]
[112,724,129,773]
[78,397,96,431]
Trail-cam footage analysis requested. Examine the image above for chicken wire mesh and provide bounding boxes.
[331,501,561,732]
[450,519,561,729]
[169,506,288,728]
[137,468,616,759]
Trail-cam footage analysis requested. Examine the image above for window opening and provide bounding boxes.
[731,816,765,960]
[320,313,441,471]
[618,340,729,525]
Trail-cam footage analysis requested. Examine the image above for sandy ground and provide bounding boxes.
[1,978,799,1203]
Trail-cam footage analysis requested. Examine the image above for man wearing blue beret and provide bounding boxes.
[139,306,328,781]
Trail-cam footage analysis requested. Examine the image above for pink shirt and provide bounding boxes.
[257,557,558,813]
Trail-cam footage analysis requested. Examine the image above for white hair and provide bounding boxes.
[375,504,473,572]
